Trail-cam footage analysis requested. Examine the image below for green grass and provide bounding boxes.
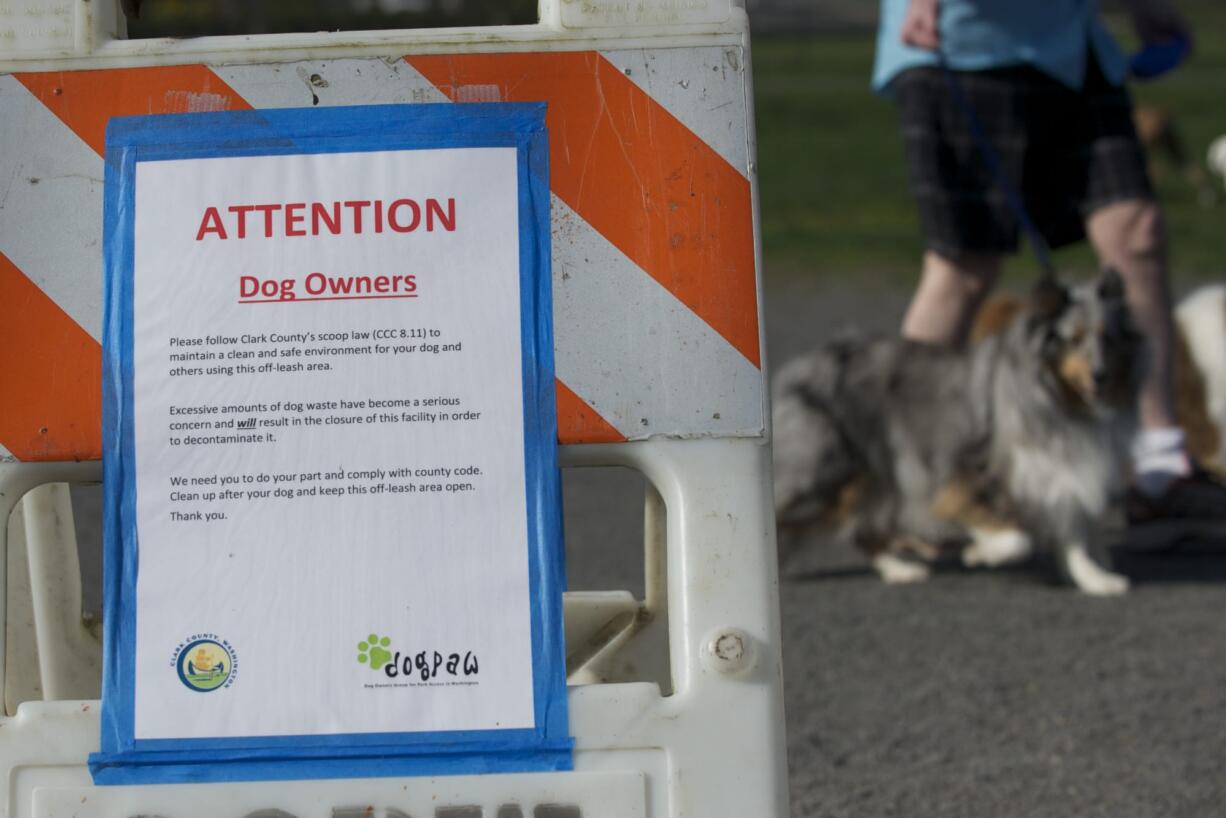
[752,4,1226,286]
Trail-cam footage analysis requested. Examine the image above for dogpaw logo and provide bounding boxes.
[356,631,479,684]
[173,634,236,692]
[357,633,393,671]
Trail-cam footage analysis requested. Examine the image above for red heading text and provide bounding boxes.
[196,198,457,241]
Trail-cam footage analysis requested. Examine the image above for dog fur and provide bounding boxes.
[773,271,1143,595]
[1208,135,1226,195]
[1175,285,1226,473]
[975,284,1226,478]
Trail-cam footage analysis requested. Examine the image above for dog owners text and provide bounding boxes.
[193,196,456,303]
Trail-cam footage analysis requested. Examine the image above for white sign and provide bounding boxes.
[128,146,535,740]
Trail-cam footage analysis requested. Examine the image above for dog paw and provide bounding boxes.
[357,633,393,670]
[873,553,931,584]
[1074,569,1131,596]
[1064,547,1130,596]
[963,527,1033,567]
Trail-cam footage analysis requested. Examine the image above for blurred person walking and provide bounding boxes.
[874,0,1226,522]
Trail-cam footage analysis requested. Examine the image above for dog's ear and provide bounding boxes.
[1028,275,1068,323]
[1097,267,1125,303]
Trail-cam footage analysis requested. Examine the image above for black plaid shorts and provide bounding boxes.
[893,58,1154,257]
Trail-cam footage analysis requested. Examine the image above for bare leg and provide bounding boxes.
[1085,199,1177,429]
[901,250,1004,346]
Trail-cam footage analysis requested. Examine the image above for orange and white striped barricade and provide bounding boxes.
[0,0,788,815]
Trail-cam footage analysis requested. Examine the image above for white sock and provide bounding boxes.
[1132,427,1193,497]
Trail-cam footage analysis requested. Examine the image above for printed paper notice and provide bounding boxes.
[130,148,533,740]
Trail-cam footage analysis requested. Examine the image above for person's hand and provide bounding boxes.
[1125,0,1193,50]
[900,0,940,51]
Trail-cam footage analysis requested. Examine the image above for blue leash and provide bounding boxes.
[936,56,1057,279]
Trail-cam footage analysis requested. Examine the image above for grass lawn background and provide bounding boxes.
[752,2,1226,287]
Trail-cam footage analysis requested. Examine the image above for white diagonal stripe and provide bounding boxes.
[551,195,764,440]
[600,46,749,175]
[0,75,104,339]
[212,58,449,109]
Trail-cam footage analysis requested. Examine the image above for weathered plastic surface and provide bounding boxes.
[0,1,788,815]
[1,440,786,817]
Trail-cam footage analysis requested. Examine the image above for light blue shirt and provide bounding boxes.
[873,0,1128,91]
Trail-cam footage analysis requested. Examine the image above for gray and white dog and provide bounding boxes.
[772,270,1144,595]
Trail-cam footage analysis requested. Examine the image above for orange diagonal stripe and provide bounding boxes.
[555,379,625,444]
[406,52,761,367]
[15,65,252,157]
[0,252,101,461]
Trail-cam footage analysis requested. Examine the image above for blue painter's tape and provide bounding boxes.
[90,103,571,784]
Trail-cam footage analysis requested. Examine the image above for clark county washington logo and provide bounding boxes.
[172,634,236,692]
[357,632,478,683]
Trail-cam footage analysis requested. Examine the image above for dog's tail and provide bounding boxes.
[771,348,862,526]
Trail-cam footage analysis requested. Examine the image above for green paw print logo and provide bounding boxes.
[357,633,392,671]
